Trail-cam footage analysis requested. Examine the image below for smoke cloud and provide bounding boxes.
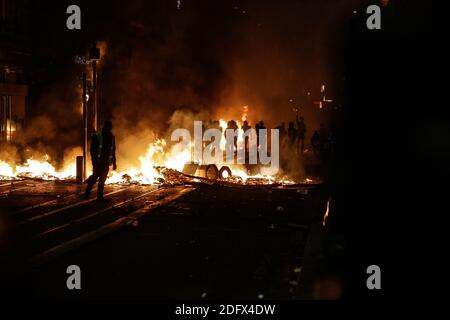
[4,0,363,178]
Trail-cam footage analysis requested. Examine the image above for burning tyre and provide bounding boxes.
[196,164,219,180]
[182,163,235,181]
[218,166,232,179]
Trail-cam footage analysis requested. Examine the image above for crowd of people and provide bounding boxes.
[275,114,334,160]
[202,114,333,162]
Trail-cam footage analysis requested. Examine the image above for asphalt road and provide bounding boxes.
[1,181,328,299]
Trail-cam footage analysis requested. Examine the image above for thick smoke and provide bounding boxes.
[6,0,362,178]
[5,77,83,169]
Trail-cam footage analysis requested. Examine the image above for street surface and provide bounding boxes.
[0,179,328,299]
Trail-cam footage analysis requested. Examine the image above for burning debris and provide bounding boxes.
[0,115,319,187]
[0,157,76,181]
[0,152,315,187]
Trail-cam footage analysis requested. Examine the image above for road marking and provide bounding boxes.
[29,186,195,266]
[19,186,134,225]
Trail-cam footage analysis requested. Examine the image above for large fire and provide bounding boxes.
[0,151,294,185]
[0,119,311,186]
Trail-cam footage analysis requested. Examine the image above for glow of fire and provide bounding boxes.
[323,197,331,226]
[221,170,229,179]
[242,105,248,122]
[0,161,14,179]
[0,120,306,185]
[15,156,71,180]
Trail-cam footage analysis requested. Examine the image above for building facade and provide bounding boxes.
[0,0,29,143]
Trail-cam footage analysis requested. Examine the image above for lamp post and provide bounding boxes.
[89,42,100,131]
[78,43,100,183]
[82,72,88,182]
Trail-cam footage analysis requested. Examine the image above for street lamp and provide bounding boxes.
[77,72,88,183]
[78,43,100,183]
[89,42,100,131]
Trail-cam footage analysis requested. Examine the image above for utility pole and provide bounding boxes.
[78,43,100,183]
[92,60,97,131]
[89,43,101,132]
[82,72,88,182]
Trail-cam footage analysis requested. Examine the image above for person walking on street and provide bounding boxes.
[83,120,117,201]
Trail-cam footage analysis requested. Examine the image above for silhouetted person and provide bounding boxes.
[258,121,266,130]
[255,121,261,148]
[275,122,287,146]
[226,120,239,152]
[287,122,297,146]
[280,122,287,139]
[242,120,251,152]
[257,121,266,148]
[311,130,320,156]
[296,114,306,153]
[84,120,117,201]
[211,120,222,149]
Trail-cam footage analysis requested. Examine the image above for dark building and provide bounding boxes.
[0,0,30,143]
